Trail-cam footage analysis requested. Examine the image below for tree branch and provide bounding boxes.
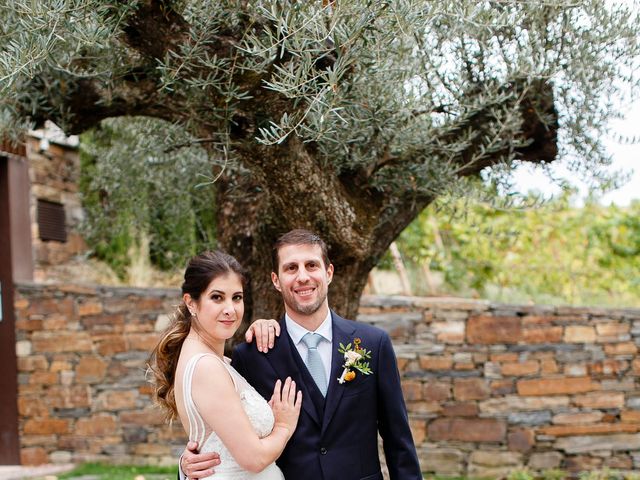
[24,72,178,133]
[117,0,190,59]
[357,78,559,263]
[450,78,558,177]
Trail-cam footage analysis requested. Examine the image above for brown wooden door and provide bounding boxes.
[0,153,20,464]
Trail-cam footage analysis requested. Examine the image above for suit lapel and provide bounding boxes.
[322,312,357,435]
[265,319,322,427]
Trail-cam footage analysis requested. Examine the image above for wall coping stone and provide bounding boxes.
[15,281,180,298]
[15,284,640,317]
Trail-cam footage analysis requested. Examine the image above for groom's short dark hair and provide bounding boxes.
[272,229,331,272]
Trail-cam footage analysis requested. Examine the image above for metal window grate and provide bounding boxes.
[37,199,67,242]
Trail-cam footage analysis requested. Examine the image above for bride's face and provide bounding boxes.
[190,272,244,341]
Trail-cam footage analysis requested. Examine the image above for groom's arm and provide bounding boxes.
[376,332,423,480]
[177,442,220,480]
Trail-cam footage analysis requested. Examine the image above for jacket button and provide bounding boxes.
[320,447,327,455]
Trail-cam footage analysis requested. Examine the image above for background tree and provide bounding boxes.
[79,117,216,280]
[392,192,640,307]
[1,1,639,320]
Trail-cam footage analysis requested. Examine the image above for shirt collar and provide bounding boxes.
[285,310,333,345]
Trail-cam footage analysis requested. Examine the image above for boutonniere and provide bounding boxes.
[337,337,372,384]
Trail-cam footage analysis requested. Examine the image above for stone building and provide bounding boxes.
[1,123,86,464]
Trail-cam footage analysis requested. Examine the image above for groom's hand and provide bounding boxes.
[181,441,221,479]
[245,319,280,353]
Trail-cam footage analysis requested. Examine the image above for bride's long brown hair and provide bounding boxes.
[148,250,246,420]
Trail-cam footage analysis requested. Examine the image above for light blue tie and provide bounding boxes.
[301,332,327,396]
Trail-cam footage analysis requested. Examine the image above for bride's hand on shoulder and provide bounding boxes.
[245,318,280,353]
[269,377,302,437]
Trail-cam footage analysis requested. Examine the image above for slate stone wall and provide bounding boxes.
[14,283,640,476]
[14,282,185,467]
[25,135,87,277]
[358,295,640,477]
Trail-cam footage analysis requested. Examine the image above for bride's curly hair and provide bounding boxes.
[148,250,246,420]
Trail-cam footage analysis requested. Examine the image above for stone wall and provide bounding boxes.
[25,131,87,278]
[14,284,640,476]
[14,282,185,466]
[358,296,640,477]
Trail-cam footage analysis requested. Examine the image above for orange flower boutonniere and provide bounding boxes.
[337,337,372,384]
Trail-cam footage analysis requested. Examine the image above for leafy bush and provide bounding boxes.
[79,117,217,279]
[392,193,640,307]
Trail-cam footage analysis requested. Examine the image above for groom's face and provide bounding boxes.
[271,243,334,317]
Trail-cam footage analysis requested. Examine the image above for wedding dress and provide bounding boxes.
[183,353,285,480]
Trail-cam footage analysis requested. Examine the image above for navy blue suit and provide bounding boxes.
[232,311,422,480]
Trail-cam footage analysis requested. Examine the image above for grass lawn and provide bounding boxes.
[47,464,468,480]
[44,465,636,480]
[56,463,176,480]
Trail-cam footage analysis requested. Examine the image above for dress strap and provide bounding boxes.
[182,353,238,446]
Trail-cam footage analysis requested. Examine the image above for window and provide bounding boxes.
[37,199,67,242]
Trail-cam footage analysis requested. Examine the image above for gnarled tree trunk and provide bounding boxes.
[216,134,427,325]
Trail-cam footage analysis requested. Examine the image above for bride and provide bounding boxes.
[149,251,301,479]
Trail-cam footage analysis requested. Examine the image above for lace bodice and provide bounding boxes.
[183,353,284,480]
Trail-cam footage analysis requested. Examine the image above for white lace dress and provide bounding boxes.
[183,353,285,480]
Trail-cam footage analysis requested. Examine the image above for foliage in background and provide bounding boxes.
[79,117,217,279]
[392,192,640,307]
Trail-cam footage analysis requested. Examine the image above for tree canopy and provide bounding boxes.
[1,1,639,319]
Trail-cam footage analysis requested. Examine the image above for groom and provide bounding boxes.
[181,229,422,479]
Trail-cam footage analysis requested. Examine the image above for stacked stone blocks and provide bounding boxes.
[26,136,87,274]
[358,296,640,477]
[14,283,640,477]
[14,282,185,466]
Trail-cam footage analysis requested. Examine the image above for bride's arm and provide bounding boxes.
[191,356,301,473]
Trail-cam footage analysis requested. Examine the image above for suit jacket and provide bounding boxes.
[232,311,422,480]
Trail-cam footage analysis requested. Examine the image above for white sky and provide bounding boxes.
[601,101,640,205]
[511,99,640,206]
[511,0,639,206]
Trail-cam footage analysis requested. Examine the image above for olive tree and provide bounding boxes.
[1,0,638,319]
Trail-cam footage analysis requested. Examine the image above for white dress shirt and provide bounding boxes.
[285,311,333,383]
